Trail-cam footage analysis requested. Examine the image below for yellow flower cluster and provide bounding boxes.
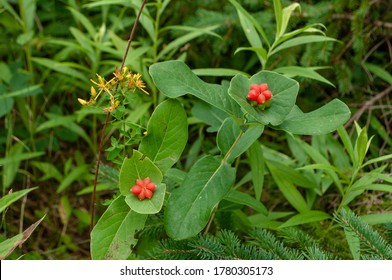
[78,67,149,112]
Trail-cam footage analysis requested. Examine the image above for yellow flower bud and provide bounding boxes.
[90,86,97,97]
[78,98,88,106]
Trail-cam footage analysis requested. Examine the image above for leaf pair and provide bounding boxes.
[150,60,350,135]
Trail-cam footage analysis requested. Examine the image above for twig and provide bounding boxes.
[344,85,392,129]
[89,0,148,233]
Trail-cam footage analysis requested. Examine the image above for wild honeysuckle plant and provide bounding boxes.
[86,0,357,260]
[89,58,351,259]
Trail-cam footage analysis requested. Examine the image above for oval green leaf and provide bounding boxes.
[119,150,163,196]
[164,155,235,240]
[125,183,166,214]
[276,99,351,135]
[149,60,242,116]
[229,71,299,126]
[217,117,264,164]
[90,196,147,260]
[279,210,331,228]
[139,99,188,174]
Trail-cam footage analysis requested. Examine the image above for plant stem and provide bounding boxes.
[89,112,110,232]
[222,130,244,164]
[89,0,148,233]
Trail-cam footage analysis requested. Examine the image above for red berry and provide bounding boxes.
[259,83,268,92]
[131,185,142,195]
[247,89,259,101]
[257,93,266,104]
[130,177,157,200]
[250,84,260,92]
[262,90,272,100]
[138,191,146,200]
[144,189,153,199]
[146,182,156,191]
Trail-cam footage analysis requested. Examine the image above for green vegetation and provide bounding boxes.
[0,0,391,260]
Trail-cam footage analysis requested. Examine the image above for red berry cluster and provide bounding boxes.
[247,83,273,104]
[130,177,156,200]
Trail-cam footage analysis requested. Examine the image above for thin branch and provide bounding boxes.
[344,85,392,129]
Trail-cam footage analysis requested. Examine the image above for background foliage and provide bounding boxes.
[0,0,391,259]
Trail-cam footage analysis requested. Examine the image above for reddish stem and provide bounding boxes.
[89,0,148,233]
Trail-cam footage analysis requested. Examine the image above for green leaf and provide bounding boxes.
[344,228,361,260]
[276,99,351,135]
[69,27,95,62]
[149,60,241,117]
[217,118,264,164]
[248,211,293,229]
[298,163,342,174]
[365,63,392,84]
[192,101,229,132]
[279,210,330,228]
[0,151,44,166]
[361,213,392,225]
[20,0,36,32]
[164,155,235,240]
[369,116,392,148]
[361,184,392,193]
[157,25,221,60]
[0,187,38,214]
[273,0,283,37]
[292,137,343,194]
[224,190,268,215]
[125,183,166,214]
[362,154,392,168]
[271,35,337,55]
[2,142,23,189]
[67,7,96,38]
[236,6,263,49]
[234,6,264,64]
[267,161,317,189]
[341,167,387,206]
[132,1,155,41]
[0,0,23,27]
[229,71,299,126]
[0,86,14,117]
[1,147,44,190]
[139,99,188,174]
[266,160,308,213]
[353,125,370,168]
[0,216,45,260]
[229,0,270,47]
[234,47,268,63]
[192,68,249,78]
[91,196,147,260]
[32,57,86,81]
[247,141,265,200]
[118,150,163,196]
[280,3,301,37]
[57,164,89,193]
[273,66,335,87]
[36,113,93,148]
[337,125,355,166]
[0,84,42,100]
[276,23,326,46]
